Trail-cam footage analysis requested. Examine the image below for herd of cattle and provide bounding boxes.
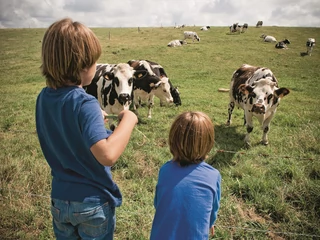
[83,24,316,145]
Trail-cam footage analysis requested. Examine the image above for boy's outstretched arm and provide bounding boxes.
[90,110,138,166]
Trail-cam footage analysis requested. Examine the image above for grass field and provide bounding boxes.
[0,25,320,239]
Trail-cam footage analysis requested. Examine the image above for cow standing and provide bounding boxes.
[226,64,290,146]
[84,63,135,115]
[306,38,316,56]
[183,31,200,42]
[229,23,242,34]
[256,21,263,27]
[128,60,181,118]
[241,23,248,33]
[275,39,291,49]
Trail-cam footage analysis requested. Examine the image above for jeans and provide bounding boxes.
[51,198,115,240]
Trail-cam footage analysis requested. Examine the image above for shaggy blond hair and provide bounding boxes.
[169,111,214,166]
[41,18,101,88]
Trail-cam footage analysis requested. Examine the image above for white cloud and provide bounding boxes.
[0,0,319,28]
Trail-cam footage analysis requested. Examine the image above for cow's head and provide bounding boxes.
[105,63,134,105]
[152,76,173,106]
[238,77,290,114]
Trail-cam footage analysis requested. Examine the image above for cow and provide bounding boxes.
[226,64,290,146]
[167,39,187,47]
[275,39,291,49]
[260,34,277,42]
[241,23,248,33]
[256,21,263,27]
[306,38,316,56]
[229,23,242,34]
[200,26,211,31]
[84,63,135,115]
[183,31,200,42]
[128,60,181,118]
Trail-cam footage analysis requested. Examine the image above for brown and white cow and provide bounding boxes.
[226,64,290,146]
[128,60,181,118]
[84,63,135,115]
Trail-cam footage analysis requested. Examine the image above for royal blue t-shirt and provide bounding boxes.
[150,160,221,240]
[36,86,122,206]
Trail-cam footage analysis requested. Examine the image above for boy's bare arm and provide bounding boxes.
[90,110,138,166]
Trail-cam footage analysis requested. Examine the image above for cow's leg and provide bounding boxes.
[244,111,253,146]
[132,95,140,117]
[226,101,235,126]
[147,95,155,118]
[260,112,275,145]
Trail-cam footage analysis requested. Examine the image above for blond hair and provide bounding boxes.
[169,111,214,166]
[41,18,101,88]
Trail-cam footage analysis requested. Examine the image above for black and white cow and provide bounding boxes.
[275,39,291,49]
[229,23,241,34]
[128,60,181,118]
[200,26,211,31]
[260,34,277,42]
[167,39,187,47]
[256,21,263,27]
[183,31,200,42]
[306,38,316,56]
[84,63,135,115]
[226,64,290,146]
[241,23,248,33]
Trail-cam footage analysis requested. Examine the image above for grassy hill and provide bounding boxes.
[0,25,319,239]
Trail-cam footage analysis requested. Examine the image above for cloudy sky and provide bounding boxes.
[0,0,319,28]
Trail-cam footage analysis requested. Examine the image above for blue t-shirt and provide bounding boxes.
[36,86,122,206]
[150,160,221,240]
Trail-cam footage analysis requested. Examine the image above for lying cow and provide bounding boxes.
[275,39,291,49]
[84,63,134,115]
[200,26,210,31]
[128,60,180,118]
[306,38,316,56]
[183,31,200,42]
[260,34,277,42]
[167,39,187,47]
[229,23,241,34]
[226,64,290,146]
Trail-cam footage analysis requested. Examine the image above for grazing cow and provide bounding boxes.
[200,26,211,31]
[241,23,248,33]
[167,39,187,47]
[183,31,200,42]
[226,64,290,146]
[84,63,135,115]
[306,38,316,56]
[275,39,291,49]
[260,34,277,42]
[256,21,263,27]
[128,60,180,118]
[229,23,242,34]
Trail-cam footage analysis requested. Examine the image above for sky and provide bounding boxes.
[0,0,320,29]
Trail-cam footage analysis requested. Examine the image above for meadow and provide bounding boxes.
[0,25,319,239]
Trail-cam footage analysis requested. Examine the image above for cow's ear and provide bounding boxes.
[275,88,290,98]
[238,84,252,94]
[104,72,114,80]
[134,70,147,79]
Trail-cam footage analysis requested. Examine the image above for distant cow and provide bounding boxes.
[167,39,187,47]
[84,63,134,115]
[128,60,180,118]
[306,38,316,56]
[260,34,277,42]
[200,26,211,31]
[256,21,263,27]
[229,23,241,34]
[183,31,200,42]
[275,39,291,49]
[241,23,248,33]
[226,64,290,146]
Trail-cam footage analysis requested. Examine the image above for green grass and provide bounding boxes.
[0,25,319,239]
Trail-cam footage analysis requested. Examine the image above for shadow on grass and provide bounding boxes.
[207,124,246,168]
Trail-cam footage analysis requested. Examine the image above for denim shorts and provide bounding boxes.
[51,198,115,240]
